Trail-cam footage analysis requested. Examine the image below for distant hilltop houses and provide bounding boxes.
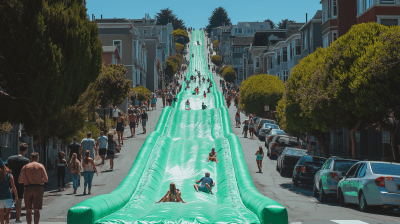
[211,0,400,85]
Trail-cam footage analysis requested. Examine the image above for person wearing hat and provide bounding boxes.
[0,159,18,224]
[194,172,215,195]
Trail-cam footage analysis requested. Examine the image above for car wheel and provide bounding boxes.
[339,189,346,207]
[318,181,326,202]
[359,192,369,212]
[293,177,299,186]
[313,183,318,198]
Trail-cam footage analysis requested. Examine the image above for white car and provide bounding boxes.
[258,124,280,141]
[337,161,400,212]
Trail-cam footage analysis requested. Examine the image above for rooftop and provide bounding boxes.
[233,36,254,46]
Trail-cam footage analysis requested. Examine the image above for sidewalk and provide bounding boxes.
[11,99,165,223]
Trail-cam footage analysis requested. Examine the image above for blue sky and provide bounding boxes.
[87,0,321,29]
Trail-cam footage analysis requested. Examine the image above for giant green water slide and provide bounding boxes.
[68,31,288,224]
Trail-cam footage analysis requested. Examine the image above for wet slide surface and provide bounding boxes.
[68,31,288,224]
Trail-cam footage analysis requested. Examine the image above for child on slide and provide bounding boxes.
[185,99,191,110]
[203,91,206,98]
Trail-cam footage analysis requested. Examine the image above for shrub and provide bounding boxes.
[211,55,222,67]
[222,66,236,83]
[175,43,184,54]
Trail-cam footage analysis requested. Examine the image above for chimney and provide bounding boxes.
[101,14,102,19]
[306,13,308,23]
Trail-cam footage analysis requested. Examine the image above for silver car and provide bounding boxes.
[313,157,359,202]
[337,161,400,212]
[258,124,280,141]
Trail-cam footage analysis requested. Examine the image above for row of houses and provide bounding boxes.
[211,0,400,161]
[213,0,400,85]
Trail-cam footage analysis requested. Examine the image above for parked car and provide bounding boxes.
[267,135,302,159]
[277,147,308,177]
[313,157,359,202]
[255,119,276,136]
[292,156,327,187]
[264,130,287,149]
[258,124,280,141]
[337,161,400,212]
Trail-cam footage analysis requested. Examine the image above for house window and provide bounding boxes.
[358,0,363,15]
[380,18,399,26]
[158,29,161,34]
[238,28,242,33]
[256,58,260,67]
[333,0,337,16]
[235,28,238,34]
[144,29,147,35]
[282,47,287,62]
[323,34,329,48]
[260,24,264,29]
[269,57,273,69]
[323,1,328,22]
[277,54,281,65]
[295,39,301,55]
[310,26,313,47]
[332,31,338,42]
[380,0,395,3]
[113,40,122,60]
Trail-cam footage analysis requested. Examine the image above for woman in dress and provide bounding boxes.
[70,153,81,194]
[0,159,18,224]
[82,150,98,195]
[255,146,264,173]
[107,133,118,171]
[116,112,126,146]
[156,182,186,203]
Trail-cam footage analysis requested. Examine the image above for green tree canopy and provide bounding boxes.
[277,19,296,29]
[175,43,184,54]
[213,40,219,50]
[165,59,177,78]
[264,19,275,29]
[239,74,284,115]
[218,65,229,75]
[222,66,237,83]
[131,86,151,102]
[172,29,189,45]
[211,55,222,67]
[0,0,103,137]
[168,54,182,69]
[206,7,232,37]
[155,8,186,30]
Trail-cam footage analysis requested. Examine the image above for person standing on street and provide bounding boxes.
[6,143,30,223]
[107,133,118,171]
[80,132,96,160]
[68,136,81,161]
[248,118,255,139]
[162,90,166,107]
[128,110,137,138]
[96,131,108,164]
[141,110,148,134]
[151,94,157,110]
[255,146,264,173]
[0,159,18,224]
[54,151,68,192]
[69,153,80,194]
[235,111,241,128]
[116,112,126,146]
[112,106,120,128]
[242,118,249,138]
[18,152,48,224]
[82,150,98,195]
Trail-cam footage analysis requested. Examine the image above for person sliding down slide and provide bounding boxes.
[203,91,206,98]
[156,182,186,203]
[202,102,207,110]
[185,99,191,110]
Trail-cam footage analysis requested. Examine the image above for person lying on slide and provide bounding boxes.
[207,148,218,164]
[194,172,215,195]
[156,182,186,203]
[202,102,207,110]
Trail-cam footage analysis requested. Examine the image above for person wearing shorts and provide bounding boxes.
[0,159,18,224]
[112,106,120,128]
[194,172,215,195]
[141,110,148,134]
[18,152,48,224]
[96,131,108,164]
[128,110,137,138]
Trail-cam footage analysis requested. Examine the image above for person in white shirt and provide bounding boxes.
[96,131,108,164]
[112,106,120,128]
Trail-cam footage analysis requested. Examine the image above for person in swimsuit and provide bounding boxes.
[156,182,186,203]
[128,110,137,138]
[255,146,264,173]
[185,100,190,110]
[207,148,218,164]
[203,91,206,98]
[116,112,125,146]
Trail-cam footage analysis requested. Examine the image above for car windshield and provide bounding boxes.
[285,148,307,156]
[298,156,313,164]
[261,120,275,125]
[371,163,400,176]
[264,124,279,129]
[333,160,358,172]
[272,130,285,135]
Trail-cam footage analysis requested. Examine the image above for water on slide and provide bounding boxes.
[68,31,287,223]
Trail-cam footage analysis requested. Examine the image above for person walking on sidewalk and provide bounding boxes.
[96,131,108,164]
[255,146,264,173]
[162,91,166,107]
[6,143,30,223]
[248,118,255,139]
[54,151,68,191]
[69,153,80,194]
[18,152,48,224]
[82,150,98,195]
[0,159,18,224]
[235,111,241,128]
[112,106,120,128]
[107,133,118,171]
[68,137,81,161]
[242,118,249,138]
[80,132,96,160]
[151,94,157,110]
[116,112,126,146]
[141,110,148,134]
[128,110,137,138]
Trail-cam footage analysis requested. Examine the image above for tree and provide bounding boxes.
[131,86,151,102]
[213,40,219,51]
[211,55,222,67]
[277,19,296,29]
[172,29,189,45]
[218,65,229,75]
[155,8,186,30]
[264,19,275,29]
[165,59,177,79]
[206,7,232,37]
[239,74,284,115]
[168,54,182,69]
[222,66,237,83]
[0,0,102,167]
[175,43,184,54]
